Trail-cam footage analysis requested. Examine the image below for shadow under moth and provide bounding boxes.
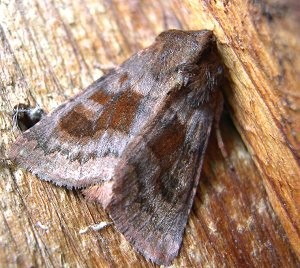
[9,29,224,265]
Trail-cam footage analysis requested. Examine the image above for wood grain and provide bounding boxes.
[0,0,299,267]
[175,0,300,259]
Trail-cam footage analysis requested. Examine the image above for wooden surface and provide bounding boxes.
[0,0,299,267]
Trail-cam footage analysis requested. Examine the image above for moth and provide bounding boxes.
[9,29,224,265]
[12,103,45,131]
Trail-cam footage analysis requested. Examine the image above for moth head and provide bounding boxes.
[153,29,224,100]
[154,29,216,68]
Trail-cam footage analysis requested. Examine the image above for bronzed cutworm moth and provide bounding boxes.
[9,29,224,265]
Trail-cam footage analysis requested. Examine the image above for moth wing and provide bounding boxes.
[9,69,151,188]
[84,92,220,265]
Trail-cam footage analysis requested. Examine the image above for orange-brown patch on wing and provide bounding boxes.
[119,72,129,87]
[95,89,143,133]
[149,118,185,172]
[88,90,112,105]
[59,104,95,138]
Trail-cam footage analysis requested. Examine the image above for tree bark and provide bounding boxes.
[0,0,299,267]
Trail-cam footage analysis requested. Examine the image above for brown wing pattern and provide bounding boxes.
[93,89,220,265]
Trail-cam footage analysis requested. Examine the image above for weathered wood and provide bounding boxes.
[0,0,299,267]
[175,0,300,259]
